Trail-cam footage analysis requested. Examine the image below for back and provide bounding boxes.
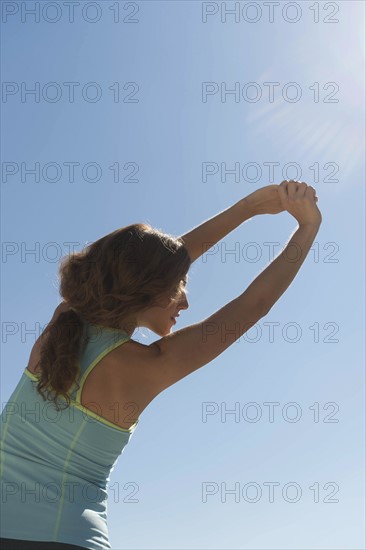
[0,321,139,550]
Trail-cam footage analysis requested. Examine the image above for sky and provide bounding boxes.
[1,1,365,549]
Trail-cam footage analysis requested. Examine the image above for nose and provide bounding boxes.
[178,294,189,310]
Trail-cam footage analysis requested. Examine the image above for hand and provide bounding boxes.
[244,184,285,216]
[277,180,322,227]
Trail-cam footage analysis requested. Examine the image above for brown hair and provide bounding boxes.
[35,223,191,410]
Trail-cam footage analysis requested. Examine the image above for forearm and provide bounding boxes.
[244,223,321,313]
[179,198,254,263]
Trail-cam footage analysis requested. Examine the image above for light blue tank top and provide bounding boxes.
[0,321,139,549]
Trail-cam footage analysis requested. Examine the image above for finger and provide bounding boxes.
[287,180,297,200]
[277,182,290,208]
[279,180,289,197]
[309,185,317,195]
[296,181,308,197]
[305,185,317,199]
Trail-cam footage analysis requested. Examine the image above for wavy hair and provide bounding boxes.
[34,223,191,410]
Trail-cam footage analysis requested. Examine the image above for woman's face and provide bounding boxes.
[136,281,189,336]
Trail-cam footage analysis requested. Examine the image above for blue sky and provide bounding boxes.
[1,1,365,548]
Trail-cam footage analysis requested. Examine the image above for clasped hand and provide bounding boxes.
[244,181,318,217]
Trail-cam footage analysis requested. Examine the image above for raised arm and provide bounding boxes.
[124,181,322,397]
[179,185,283,263]
[179,197,253,264]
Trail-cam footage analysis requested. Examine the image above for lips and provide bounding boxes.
[170,311,181,324]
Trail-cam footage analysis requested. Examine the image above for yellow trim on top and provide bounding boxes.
[67,400,138,433]
[24,367,37,380]
[23,356,139,434]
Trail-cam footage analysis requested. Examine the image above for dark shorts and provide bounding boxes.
[0,539,86,549]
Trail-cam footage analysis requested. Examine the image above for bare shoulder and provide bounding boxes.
[115,338,160,362]
[111,338,161,379]
[108,338,164,409]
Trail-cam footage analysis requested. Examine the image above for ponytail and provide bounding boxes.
[35,309,85,411]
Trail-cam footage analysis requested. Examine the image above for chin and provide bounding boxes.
[163,325,174,336]
[154,320,175,337]
[153,327,170,337]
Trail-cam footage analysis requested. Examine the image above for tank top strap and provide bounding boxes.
[68,321,130,403]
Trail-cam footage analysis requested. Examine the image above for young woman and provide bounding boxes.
[0,180,321,549]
